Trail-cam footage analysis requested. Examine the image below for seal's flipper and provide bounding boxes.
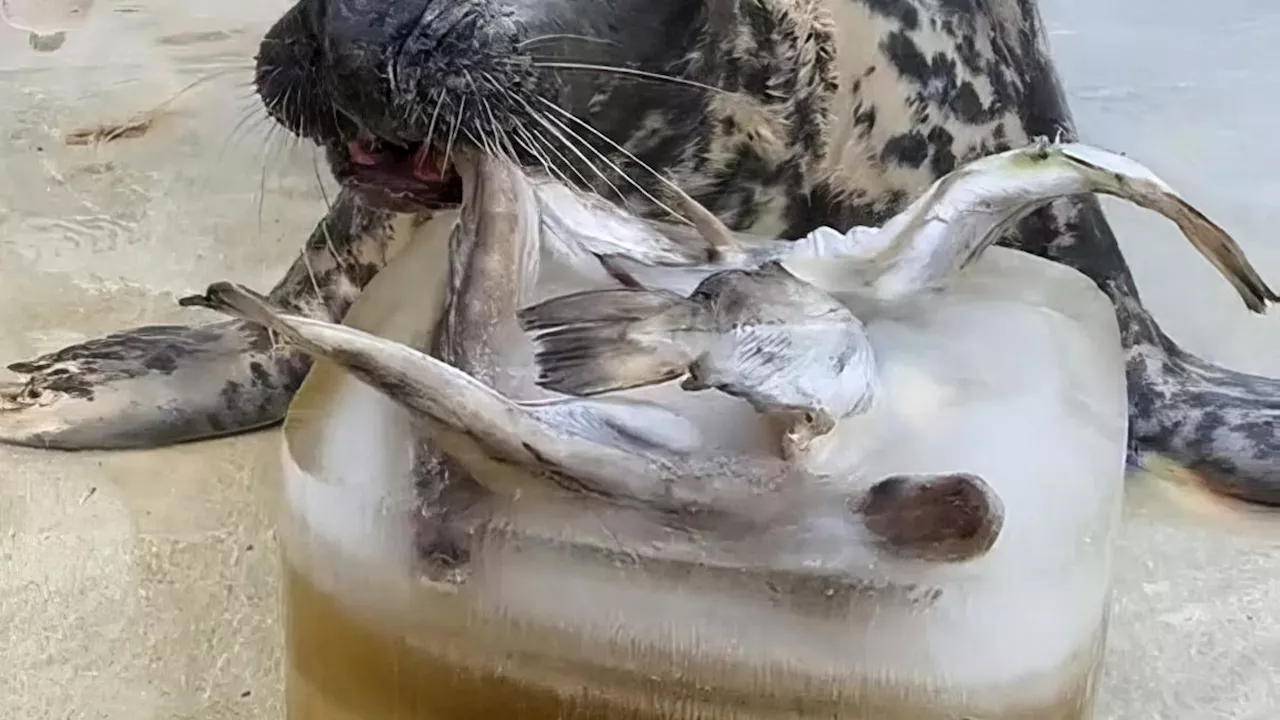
[0,190,415,451]
[0,320,306,449]
[1128,334,1280,507]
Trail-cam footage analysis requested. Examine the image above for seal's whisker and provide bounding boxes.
[311,150,334,214]
[517,34,619,50]
[255,139,274,240]
[534,105,682,220]
[443,97,466,173]
[516,116,594,190]
[425,91,448,153]
[526,106,630,208]
[153,66,251,113]
[255,123,296,237]
[505,92,624,196]
[222,103,269,155]
[479,98,520,167]
[536,96,696,220]
[508,115,574,188]
[525,60,727,96]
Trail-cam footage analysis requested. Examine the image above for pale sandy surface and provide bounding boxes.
[0,1,1277,718]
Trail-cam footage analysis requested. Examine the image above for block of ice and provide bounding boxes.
[277,206,1128,717]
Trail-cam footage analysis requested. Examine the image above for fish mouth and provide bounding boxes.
[335,133,465,214]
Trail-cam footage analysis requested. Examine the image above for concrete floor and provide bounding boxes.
[0,1,1277,718]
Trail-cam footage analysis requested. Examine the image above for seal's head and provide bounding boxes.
[254,0,836,225]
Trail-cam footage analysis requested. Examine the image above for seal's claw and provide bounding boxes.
[0,320,309,450]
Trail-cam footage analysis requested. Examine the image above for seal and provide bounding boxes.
[2,0,1278,507]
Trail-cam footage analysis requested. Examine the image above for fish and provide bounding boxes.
[516,260,878,460]
[601,138,1280,312]
[179,279,1003,567]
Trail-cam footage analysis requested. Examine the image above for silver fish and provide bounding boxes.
[181,279,1003,568]
[516,260,878,460]
[604,138,1280,312]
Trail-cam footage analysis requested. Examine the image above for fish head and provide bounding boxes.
[253,0,728,214]
[779,408,836,460]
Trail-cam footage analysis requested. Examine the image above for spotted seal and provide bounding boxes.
[2,0,1277,507]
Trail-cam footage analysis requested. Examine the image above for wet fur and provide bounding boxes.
[2,0,1278,507]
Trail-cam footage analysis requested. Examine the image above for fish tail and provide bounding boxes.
[1167,197,1280,313]
[517,289,701,396]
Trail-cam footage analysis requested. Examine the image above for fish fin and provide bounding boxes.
[517,289,701,396]
[598,254,646,289]
[598,254,722,295]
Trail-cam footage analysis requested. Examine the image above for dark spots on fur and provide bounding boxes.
[248,361,276,390]
[882,31,931,88]
[926,126,957,176]
[219,380,244,409]
[143,352,178,374]
[205,413,227,433]
[788,88,826,163]
[880,27,1007,128]
[881,131,929,168]
[863,0,919,30]
[853,103,877,134]
[44,374,96,401]
[950,82,984,123]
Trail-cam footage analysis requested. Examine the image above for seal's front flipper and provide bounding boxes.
[0,320,308,450]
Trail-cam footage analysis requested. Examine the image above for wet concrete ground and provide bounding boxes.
[1,1,1277,718]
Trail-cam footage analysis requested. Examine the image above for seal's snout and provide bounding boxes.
[254,0,533,212]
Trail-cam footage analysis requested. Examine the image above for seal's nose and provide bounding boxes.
[317,0,435,138]
[317,0,519,141]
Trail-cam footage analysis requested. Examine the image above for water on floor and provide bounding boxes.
[0,1,1277,718]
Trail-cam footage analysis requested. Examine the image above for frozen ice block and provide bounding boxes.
[276,210,1128,719]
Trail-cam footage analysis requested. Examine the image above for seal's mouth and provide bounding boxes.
[336,133,464,213]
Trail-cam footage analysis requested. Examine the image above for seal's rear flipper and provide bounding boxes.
[0,318,306,450]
